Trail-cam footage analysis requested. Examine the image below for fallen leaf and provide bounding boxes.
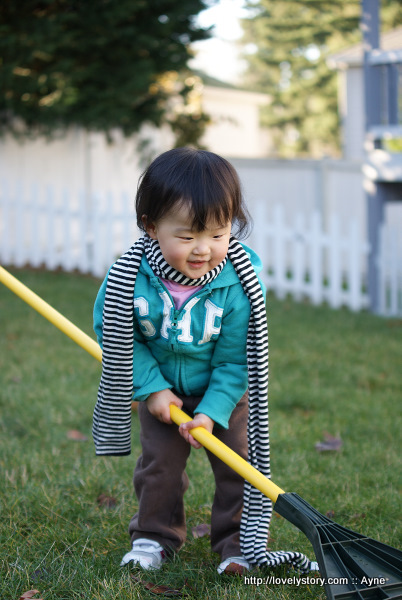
[387,319,402,329]
[19,591,43,600]
[30,568,48,582]
[130,574,191,597]
[191,523,211,539]
[97,493,117,509]
[67,429,88,442]
[350,512,366,522]
[315,431,342,452]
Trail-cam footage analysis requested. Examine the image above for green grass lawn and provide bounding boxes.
[0,268,401,600]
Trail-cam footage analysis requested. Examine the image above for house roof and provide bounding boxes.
[191,69,237,90]
[192,69,270,104]
[328,26,402,69]
[191,69,238,90]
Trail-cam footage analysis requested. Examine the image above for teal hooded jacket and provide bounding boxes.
[94,243,265,429]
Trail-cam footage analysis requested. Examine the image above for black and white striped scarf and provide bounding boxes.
[93,234,312,571]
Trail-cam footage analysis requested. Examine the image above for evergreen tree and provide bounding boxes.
[0,0,212,143]
[241,0,402,157]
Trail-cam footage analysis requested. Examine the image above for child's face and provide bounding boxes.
[143,204,231,279]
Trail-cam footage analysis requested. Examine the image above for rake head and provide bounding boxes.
[275,493,402,600]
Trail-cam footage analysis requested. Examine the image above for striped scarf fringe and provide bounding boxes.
[93,234,312,572]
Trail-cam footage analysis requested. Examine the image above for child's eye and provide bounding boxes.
[178,236,193,241]
[213,234,223,239]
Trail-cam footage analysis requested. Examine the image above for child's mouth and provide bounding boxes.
[188,260,206,268]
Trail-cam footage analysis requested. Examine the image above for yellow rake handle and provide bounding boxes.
[0,265,284,503]
[169,405,284,502]
[0,266,101,362]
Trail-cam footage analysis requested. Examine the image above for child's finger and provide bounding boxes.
[179,425,202,449]
[179,421,199,441]
[174,396,184,407]
[162,412,172,424]
[188,434,202,449]
[179,423,189,436]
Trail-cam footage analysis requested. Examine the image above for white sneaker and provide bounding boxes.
[217,556,252,575]
[120,538,166,570]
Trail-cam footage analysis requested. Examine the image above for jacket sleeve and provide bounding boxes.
[93,274,172,402]
[194,286,251,429]
[132,323,173,401]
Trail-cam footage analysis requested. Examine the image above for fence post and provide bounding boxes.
[104,191,114,269]
[310,211,323,305]
[79,190,89,273]
[328,213,341,309]
[14,182,26,268]
[273,204,286,299]
[30,183,41,268]
[92,192,104,278]
[292,212,304,301]
[348,219,362,311]
[45,185,57,270]
[0,180,11,265]
[62,187,72,272]
[252,202,270,291]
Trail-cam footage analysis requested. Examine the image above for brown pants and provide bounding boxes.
[128,391,248,561]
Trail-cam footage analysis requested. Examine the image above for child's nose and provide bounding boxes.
[194,240,209,255]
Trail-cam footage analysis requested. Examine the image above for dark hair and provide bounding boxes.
[136,147,251,238]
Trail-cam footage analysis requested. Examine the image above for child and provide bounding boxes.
[93,148,311,574]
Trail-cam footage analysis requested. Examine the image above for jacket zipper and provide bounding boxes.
[157,280,211,351]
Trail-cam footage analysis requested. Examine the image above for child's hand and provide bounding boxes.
[179,413,214,449]
[146,389,183,424]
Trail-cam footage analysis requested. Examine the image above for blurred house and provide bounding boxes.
[0,73,271,195]
[197,73,272,158]
[328,27,402,160]
[329,10,402,315]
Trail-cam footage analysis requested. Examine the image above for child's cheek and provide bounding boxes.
[169,245,188,262]
[162,243,188,268]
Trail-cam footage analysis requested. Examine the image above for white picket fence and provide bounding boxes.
[250,203,371,311]
[0,181,138,278]
[1,181,401,316]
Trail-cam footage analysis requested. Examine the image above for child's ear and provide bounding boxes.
[142,214,157,239]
